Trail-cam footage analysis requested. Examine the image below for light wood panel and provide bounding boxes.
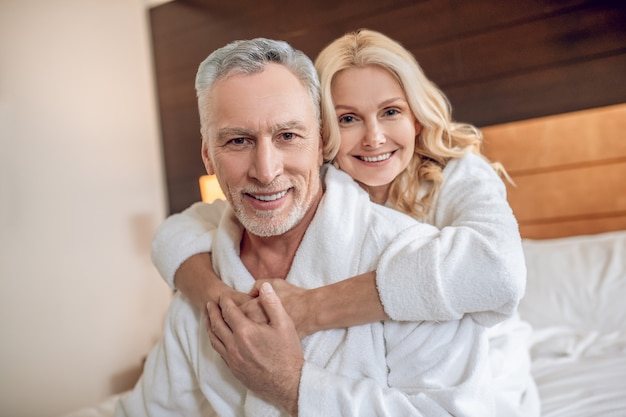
[483,103,626,239]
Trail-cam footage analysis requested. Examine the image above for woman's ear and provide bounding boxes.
[414,119,423,136]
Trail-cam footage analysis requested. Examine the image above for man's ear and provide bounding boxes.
[201,140,215,175]
[317,129,324,166]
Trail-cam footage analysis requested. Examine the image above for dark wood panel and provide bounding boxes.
[451,0,592,34]
[446,52,626,126]
[167,177,204,214]
[150,0,626,214]
[159,104,204,178]
[456,5,626,84]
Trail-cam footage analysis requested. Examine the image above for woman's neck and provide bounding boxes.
[365,183,390,205]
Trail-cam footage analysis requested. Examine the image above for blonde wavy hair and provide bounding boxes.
[315,29,507,219]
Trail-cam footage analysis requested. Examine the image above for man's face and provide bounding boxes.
[201,63,323,237]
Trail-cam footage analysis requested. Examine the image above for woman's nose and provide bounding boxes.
[362,122,385,148]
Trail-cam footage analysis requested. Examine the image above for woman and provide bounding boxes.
[151,30,539,415]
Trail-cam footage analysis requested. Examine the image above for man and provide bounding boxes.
[116,38,493,417]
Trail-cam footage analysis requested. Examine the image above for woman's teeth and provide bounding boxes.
[361,152,392,162]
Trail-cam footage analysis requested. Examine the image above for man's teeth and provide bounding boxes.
[361,152,392,162]
[252,190,288,201]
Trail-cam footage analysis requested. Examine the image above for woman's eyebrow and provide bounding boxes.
[334,97,407,111]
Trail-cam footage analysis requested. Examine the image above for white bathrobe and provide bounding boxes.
[153,153,524,325]
[118,165,494,416]
[151,155,540,416]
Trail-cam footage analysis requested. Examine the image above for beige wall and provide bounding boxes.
[0,1,172,415]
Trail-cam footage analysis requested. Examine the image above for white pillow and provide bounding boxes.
[520,230,626,333]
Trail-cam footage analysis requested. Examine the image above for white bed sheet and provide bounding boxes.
[529,327,626,416]
[522,230,626,417]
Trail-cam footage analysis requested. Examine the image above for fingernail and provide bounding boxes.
[261,282,274,294]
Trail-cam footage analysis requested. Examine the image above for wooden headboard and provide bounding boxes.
[482,103,626,239]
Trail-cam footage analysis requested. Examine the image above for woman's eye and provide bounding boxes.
[338,115,355,124]
[384,108,400,117]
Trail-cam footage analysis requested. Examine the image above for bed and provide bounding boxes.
[482,102,626,416]
[63,103,626,417]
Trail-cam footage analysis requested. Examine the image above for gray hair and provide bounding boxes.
[196,38,321,137]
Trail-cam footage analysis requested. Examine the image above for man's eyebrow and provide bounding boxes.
[217,128,254,141]
[270,120,308,134]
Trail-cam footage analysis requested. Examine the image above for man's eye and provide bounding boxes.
[282,132,295,140]
[228,137,247,145]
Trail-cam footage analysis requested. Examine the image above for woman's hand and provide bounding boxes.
[242,279,315,339]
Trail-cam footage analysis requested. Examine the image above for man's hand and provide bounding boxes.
[207,282,303,416]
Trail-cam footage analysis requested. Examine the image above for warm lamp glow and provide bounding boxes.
[199,175,226,203]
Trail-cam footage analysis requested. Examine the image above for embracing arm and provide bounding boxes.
[151,200,249,310]
[250,156,525,332]
[376,153,526,326]
[250,272,388,337]
[209,283,493,417]
[152,200,388,334]
[155,154,524,334]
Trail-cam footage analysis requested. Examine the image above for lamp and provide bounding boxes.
[199,174,226,203]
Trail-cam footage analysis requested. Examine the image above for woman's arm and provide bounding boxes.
[248,272,388,337]
[175,253,252,310]
[151,200,228,289]
[154,153,524,334]
[152,201,389,335]
[375,153,526,326]
[151,200,251,310]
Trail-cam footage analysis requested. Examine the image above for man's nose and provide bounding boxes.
[249,138,283,184]
[362,121,386,148]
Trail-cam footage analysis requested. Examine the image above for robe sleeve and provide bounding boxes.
[376,153,526,327]
[151,200,227,288]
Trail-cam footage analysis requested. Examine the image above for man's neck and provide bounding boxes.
[240,232,301,280]
[240,191,322,281]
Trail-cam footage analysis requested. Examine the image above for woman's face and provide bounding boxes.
[331,65,420,203]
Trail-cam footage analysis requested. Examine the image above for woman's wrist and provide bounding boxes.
[302,271,388,335]
[174,253,221,309]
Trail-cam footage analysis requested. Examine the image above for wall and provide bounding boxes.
[0,1,172,416]
[149,0,626,214]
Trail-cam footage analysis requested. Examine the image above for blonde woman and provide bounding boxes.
[152,30,539,415]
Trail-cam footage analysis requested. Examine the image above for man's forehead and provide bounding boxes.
[206,65,318,136]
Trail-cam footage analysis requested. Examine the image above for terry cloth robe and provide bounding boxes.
[151,154,540,416]
[119,165,494,417]
[153,154,523,324]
